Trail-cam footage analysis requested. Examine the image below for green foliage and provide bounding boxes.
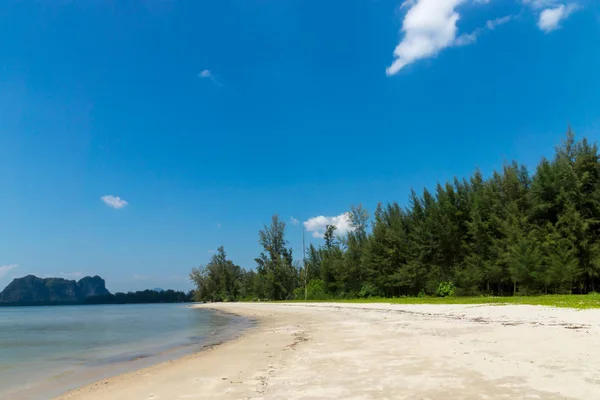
[359,283,383,298]
[255,215,298,300]
[293,279,330,300]
[85,289,193,305]
[190,246,250,302]
[189,130,600,303]
[435,281,455,297]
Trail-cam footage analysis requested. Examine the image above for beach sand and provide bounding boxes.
[56,302,600,400]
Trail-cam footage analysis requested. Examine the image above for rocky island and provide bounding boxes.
[0,275,110,305]
[0,275,193,306]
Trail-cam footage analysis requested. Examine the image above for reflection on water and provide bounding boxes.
[0,303,251,400]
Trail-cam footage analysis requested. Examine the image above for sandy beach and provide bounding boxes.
[56,302,600,400]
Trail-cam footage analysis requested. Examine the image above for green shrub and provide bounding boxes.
[436,282,455,297]
[359,284,383,298]
[293,287,304,299]
[294,279,331,300]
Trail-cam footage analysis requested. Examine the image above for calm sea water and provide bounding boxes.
[0,303,251,400]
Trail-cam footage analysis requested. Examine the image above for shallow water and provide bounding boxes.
[0,303,250,399]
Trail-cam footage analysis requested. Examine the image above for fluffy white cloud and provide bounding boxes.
[303,213,353,238]
[538,4,579,32]
[387,0,466,75]
[0,264,18,280]
[101,195,128,209]
[522,1,580,32]
[486,15,513,30]
[386,0,581,74]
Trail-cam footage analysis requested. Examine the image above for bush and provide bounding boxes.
[294,279,330,300]
[293,287,304,299]
[359,284,383,298]
[436,282,455,297]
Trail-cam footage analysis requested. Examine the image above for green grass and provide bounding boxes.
[291,293,600,309]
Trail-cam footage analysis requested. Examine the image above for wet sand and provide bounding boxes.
[56,302,600,399]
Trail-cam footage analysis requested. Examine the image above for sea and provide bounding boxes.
[0,303,252,400]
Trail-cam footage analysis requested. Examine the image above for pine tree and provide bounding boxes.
[191,129,600,301]
[255,215,298,300]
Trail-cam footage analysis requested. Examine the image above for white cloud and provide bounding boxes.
[198,69,222,86]
[101,195,128,209]
[522,1,580,32]
[486,15,513,30]
[538,4,579,32]
[0,264,18,280]
[198,69,213,78]
[387,0,582,74]
[454,29,481,46]
[387,0,466,75]
[290,216,300,226]
[523,0,559,9]
[59,272,84,279]
[303,213,353,239]
[454,13,515,48]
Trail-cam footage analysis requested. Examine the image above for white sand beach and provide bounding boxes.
[56,302,600,400]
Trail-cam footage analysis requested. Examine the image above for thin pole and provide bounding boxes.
[303,226,307,301]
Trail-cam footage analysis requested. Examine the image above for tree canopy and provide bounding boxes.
[191,130,600,301]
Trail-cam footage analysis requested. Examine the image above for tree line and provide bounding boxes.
[84,289,193,305]
[0,290,194,306]
[190,130,600,301]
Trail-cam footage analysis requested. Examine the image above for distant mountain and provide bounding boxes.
[0,275,111,305]
[153,287,164,292]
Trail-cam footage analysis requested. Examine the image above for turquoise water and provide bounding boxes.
[0,303,250,399]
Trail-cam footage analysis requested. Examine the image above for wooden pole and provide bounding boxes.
[304,226,307,301]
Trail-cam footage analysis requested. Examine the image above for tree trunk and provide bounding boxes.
[570,279,573,295]
[513,281,517,295]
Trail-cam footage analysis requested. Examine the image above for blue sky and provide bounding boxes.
[1,0,599,293]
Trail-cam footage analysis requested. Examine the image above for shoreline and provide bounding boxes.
[1,305,251,400]
[55,302,600,399]
[54,303,290,400]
